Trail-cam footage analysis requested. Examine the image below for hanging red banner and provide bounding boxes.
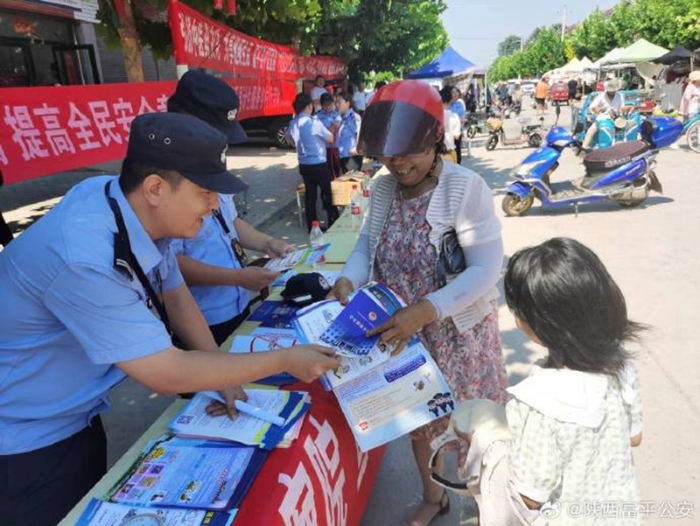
[169,0,346,80]
[0,77,297,185]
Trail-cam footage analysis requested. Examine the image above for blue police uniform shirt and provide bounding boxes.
[287,113,332,165]
[316,108,340,130]
[0,175,182,455]
[337,109,362,159]
[450,99,467,119]
[171,194,248,326]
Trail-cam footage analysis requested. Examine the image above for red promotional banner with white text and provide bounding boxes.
[234,381,385,526]
[0,77,297,185]
[169,0,346,80]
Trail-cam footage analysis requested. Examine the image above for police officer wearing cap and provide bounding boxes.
[0,112,340,525]
[167,71,294,345]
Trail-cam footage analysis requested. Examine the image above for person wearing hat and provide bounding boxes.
[286,92,339,231]
[680,70,700,122]
[0,112,340,525]
[582,78,633,150]
[167,71,294,345]
[328,80,507,526]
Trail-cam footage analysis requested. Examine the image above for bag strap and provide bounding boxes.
[104,182,172,336]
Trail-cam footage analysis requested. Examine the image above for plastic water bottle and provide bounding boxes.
[350,184,362,228]
[309,220,325,269]
[362,186,371,215]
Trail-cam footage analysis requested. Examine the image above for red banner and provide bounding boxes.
[170,1,346,80]
[0,78,297,185]
[234,381,385,525]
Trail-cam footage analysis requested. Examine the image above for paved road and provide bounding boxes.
[3,102,699,525]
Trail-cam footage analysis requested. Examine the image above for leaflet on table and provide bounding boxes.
[271,268,340,288]
[246,300,299,328]
[109,436,267,511]
[170,390,310,450]
[76,498,235,526]
[319,282,404,357]
[334,341,455,452]
[227,329,301,385]
[265,244,330,272]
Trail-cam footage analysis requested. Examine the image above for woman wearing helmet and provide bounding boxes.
[329,80,507,525]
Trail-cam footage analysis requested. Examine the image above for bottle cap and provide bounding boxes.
[311,220,320,227]
[352,184,358,189]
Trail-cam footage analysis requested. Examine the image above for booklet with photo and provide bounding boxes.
[294,282,455,451]
[265,244,330,272]
[169,390,310,450]
[109,436,267,511]
[76,498,235,526]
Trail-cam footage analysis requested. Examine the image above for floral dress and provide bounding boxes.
[375,188,508,444]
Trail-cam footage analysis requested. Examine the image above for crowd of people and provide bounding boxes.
[0,72,646,526]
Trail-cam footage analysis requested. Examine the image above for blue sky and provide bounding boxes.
[441,0,620,68]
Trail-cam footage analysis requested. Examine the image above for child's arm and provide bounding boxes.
[620,361,643,447]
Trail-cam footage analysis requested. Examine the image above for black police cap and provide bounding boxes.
[167,70,248,145]
[125,113,248,195]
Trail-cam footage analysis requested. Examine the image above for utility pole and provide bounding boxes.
[561,3,567,42]
[520,37,524,52]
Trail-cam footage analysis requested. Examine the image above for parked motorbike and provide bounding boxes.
[465,109,490,138]
[501,116,683,216]
[486,116,545,151]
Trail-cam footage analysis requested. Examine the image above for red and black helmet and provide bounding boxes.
[357,80,444,158]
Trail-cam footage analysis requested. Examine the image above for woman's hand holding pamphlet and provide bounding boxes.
[294,282,455,451]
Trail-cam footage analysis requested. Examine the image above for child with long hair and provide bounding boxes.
[502,237,644,524]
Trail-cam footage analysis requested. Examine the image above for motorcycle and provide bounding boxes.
[501,116,683,216]
[465,108,490,138]
[485,115,545,151]
[593,108,642,149]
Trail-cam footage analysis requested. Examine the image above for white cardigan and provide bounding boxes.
[340,161,502,333]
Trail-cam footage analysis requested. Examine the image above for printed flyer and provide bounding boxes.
[76,498,234,526]
[264,244,330,272]
[109,437,267,511]
[294,282,455,450]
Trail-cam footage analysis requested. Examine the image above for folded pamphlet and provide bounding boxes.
[293,282,455,451]
[265,244,330,272]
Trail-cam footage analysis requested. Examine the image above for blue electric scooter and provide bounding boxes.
[502,117,683,216]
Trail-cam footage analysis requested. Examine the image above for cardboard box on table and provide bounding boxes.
[331,172,369,206]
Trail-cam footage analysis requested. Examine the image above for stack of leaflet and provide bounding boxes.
[225,327,302,385]
[294,282,456,452]
[271,268,340,288]
[76,498,234,525]
[108,436,267,512]
[264,244,330,272]
[246,300,299,328]
[169,389,311,450]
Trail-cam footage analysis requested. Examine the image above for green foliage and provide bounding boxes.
[489,27,565,81]
[497,35,523,57]
[96,0,448,81]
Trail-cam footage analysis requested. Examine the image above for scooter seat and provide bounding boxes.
[583,141,648,174]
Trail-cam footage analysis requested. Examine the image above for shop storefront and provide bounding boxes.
[0,0,100,87]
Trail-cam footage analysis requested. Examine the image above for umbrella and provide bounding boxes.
[653,45,693,65]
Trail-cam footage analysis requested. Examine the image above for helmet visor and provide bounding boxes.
[358,100,443,158]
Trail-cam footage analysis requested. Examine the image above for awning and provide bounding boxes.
[407,46,478,79]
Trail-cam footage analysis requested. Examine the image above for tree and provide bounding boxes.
[97,0,448,82]
[497,35,523,57]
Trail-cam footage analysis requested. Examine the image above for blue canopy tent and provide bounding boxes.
[407,46,478,79]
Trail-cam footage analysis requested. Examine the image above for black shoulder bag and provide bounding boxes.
[436,230,466,288]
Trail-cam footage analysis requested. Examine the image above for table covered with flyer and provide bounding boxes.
[60,212,456,526]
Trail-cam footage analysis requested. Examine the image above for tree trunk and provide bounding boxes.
[116,0,144,82]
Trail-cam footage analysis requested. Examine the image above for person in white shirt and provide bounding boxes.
[440,87,462,164]
[680,70,700,121]
[352,81,367,115]
[310,75,327,112]
[582,79,633,149]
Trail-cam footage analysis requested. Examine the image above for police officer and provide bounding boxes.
[0,113,340,525]
[167,71,294,345]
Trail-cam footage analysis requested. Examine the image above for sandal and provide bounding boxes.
[404,491,450,526]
